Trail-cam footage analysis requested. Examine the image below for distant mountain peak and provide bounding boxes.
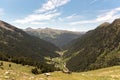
[44,27,52,30]
[0,20,16,31]
[25,27,33,31]
[112,18,120,25]
[25,27,81,33]
[25,27,84,48]
[98,22,110,28]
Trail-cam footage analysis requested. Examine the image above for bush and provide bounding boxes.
[0,62,3,66]
[9,64,11,67]
[31,68,41,74]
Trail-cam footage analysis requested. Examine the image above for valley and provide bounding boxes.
[1,0,120,80]
[0,17,120,80]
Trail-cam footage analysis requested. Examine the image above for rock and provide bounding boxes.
[4,76,10,79]
[29,76,35,79]
[39,78,44,80]
[5,71,10,75]
[44,73,51,77]
[81,74,85,76]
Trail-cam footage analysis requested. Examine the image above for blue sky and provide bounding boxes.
[0,0,120,31]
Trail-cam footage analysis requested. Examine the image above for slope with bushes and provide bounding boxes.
[65,19,120,71]
[0,61,120,80]
[0,20,59,72]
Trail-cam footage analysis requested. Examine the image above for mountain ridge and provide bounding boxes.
[65,18,120,72]
[25,27,84,48]
[0,20,59,66]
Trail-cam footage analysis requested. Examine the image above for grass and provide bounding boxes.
[0,60,120,80]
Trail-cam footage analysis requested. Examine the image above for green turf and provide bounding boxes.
[0,61,120,80]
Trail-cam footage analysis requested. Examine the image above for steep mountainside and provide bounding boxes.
[0,20,59,63]
[25,28,84,48]
[65,19,120,72]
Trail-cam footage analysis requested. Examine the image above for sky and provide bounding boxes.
[0,0,120,31]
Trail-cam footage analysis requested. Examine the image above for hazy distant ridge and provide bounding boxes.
[25,27,84,48]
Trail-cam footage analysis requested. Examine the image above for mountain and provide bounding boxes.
[0,20,59,66]
[65,18,120,72]
[25,28,84,49]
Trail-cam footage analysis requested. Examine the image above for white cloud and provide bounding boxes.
[0,8,4,16]
[90,0,99,4]
[70,20,97,25]
[31,22,46,25]
[69,28,80,31]
[96,7,120,22]
[58,17,63,21]
[66,14,77,19]
[35,0,70,13]
[70,7,120,25]
[58,14,83,22]
[14,0,70,24]
[14,11,60,24]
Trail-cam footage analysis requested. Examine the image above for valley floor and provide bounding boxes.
[0,61,120,80]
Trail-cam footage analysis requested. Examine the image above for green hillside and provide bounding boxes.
[65,19,120,71]
[0,61,120,80]
[0,20,59,59]
[0,20,60,73]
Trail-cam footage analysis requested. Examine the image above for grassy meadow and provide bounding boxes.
[0,61,120,80]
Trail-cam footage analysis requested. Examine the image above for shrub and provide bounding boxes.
[31,68,41,74]
[0,62,3,66]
